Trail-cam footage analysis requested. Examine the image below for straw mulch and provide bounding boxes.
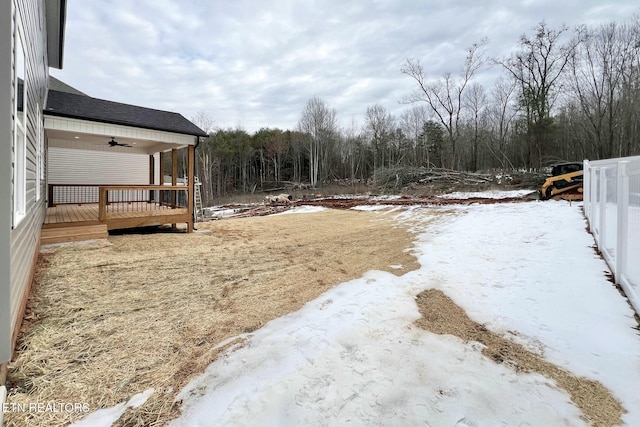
[5,208,420,427]
[415,289,625,427]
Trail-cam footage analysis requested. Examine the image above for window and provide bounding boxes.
[13,22,26,226]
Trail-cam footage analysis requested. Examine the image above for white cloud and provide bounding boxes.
[52,0,640,133]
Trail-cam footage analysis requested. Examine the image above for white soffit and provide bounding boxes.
[44,116,194,153]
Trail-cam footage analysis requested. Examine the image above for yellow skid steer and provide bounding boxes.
[540,162,584,201]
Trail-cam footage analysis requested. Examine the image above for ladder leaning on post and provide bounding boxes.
[193,176,203,222]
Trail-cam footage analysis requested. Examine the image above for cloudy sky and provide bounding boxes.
[50,0,639,133]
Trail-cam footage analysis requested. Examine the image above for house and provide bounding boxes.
[43,81,207,237]
[1,0,207,369]
[0,0,65,370]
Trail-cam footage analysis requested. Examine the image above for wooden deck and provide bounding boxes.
[45,204,101,225]
[44,203,188,228]
[42,203,190,244]
[43,183,194,244]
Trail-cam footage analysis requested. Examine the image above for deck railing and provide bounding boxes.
[48,184,101,206]
[97,185,188,221]
[584,156,640,314]
[48,183,190,221]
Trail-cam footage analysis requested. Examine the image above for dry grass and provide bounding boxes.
[415,289,625,427]
[6,209,419,427]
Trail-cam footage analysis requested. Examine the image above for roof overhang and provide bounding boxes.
[45,89,209,137]
[45,115,195,155]
[45,0,66,69]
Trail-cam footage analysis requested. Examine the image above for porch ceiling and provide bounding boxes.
[45,115,195,154]
[46,129,181,154]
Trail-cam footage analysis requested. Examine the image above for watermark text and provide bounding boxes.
[3,402,90,413]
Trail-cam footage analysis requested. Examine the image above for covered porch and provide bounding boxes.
[42,105,205,243]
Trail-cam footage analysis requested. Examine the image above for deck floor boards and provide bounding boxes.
[44,204,188,226]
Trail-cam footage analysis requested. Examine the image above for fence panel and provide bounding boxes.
[584,156,640,315]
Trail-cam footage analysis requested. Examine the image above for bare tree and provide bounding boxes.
[297,96,338,186]
[399,105,429,166]
[191,111,216,204]
[496,22,577,168]
[341,118,368,180]
[569,22,639,158]
[364,104,395,171]
[401,39,487,169]
[463,82,488,171]
[487,77,518,168]
[264,130,289,183]
[618,15,640,156]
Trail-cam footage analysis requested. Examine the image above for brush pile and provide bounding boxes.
[373,166,547,189]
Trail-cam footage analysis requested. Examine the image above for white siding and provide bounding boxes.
[49,147,149,185]
[0,0,13,364]
[5,0,50,363]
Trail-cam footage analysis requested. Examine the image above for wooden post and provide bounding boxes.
[47,184,54,207]
[187,144,195,232]
[171,148,178,208]
[98,187,107,222]
[159,151,166,206]
[159,152,165,185]
[148,155,155,202]
[149,155,155,185]
[171,148,178,228]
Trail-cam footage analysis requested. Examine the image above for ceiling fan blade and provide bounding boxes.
[107,137,132,147]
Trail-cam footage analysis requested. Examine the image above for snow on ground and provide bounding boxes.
[274,206,327,215]
[70,389,154,427]
[438,189,534,199]
[409,200,640,426]
[170,197,640,426]
[73,194,639,426]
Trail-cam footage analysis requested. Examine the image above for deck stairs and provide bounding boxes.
[41,223,109,245]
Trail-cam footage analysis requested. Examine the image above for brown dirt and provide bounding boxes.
[415,288,625,427]
[6,208,421,427]
[296,194,536,210]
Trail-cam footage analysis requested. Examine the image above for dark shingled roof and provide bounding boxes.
[49,76,87,96]
[45,90,207,137]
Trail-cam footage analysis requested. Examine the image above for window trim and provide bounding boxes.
[13,16,27,227]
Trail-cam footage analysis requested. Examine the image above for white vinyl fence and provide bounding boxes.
[584,155,640,314]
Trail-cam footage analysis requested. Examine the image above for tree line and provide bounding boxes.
[192,18,640,204]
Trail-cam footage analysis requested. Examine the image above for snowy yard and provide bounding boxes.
[77,195,640,427]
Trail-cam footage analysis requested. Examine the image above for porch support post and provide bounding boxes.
[187,144,195,232]
[149,155,155,184]
[47,184,54,207]
[159,151,165,207]
[148,155,155,202]
[171,148,178,228]
[159,151,165,185]
[98,187,107,222]
[171,148,178,207]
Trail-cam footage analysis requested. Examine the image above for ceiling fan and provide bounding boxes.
[108,137,132,148]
